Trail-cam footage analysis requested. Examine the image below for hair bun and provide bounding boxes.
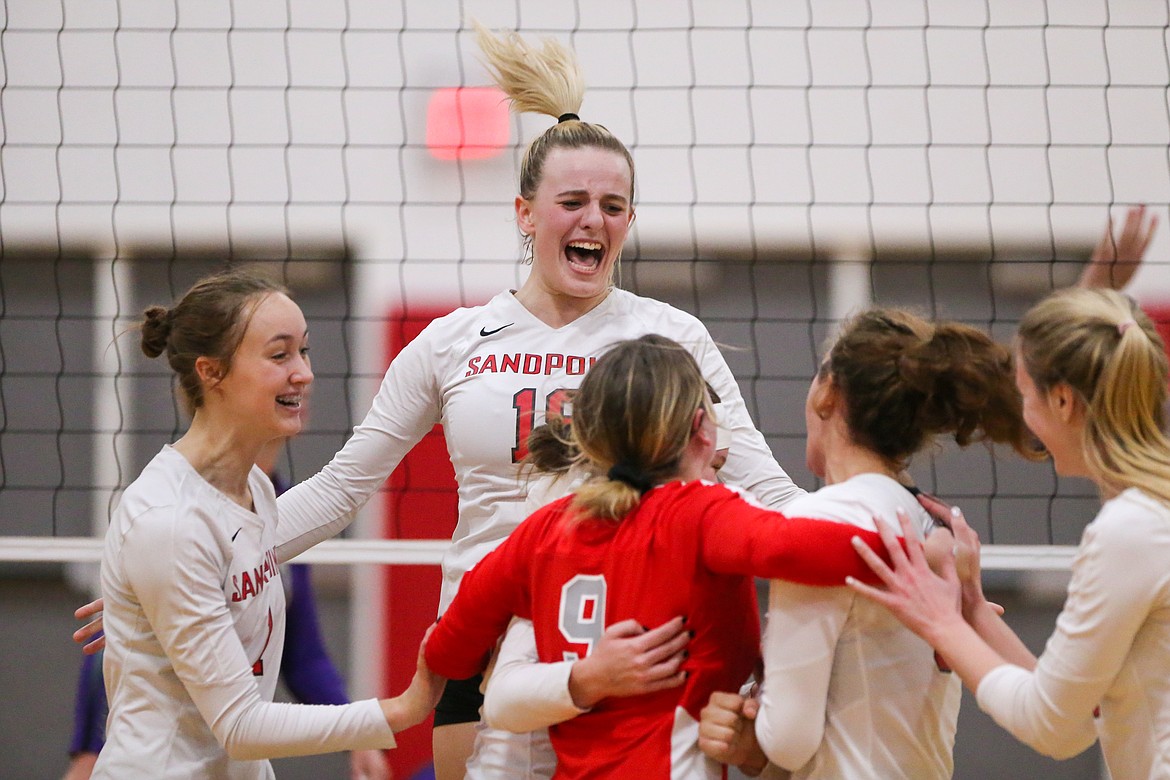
[140,305,173,358]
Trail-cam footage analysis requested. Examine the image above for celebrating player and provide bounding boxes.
[474,385,732,739]
[849,287,1170,779]
[90,269,442,778]
[257,23,809,779]
[698,308,1040,778]
[64,440,390,780]
[421,334,918,778]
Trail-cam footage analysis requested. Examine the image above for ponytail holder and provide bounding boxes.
[607,461,653,495]
[557,112,580,123]
[1118,318,1137,336]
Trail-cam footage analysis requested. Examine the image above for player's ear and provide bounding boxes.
[195,355,225,389]
[516,196,535,237]
[1049,382,1083,424]
[810,374,838,420]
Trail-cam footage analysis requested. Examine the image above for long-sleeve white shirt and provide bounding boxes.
[95,446,394,780]
[757,474,960,780]
[976,488,1170,779]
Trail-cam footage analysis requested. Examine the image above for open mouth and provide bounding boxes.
[565,240,605,272]
[277,394,303,409]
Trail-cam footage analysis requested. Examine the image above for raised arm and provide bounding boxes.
[275,333,441,562]
[1077,204,1157,291]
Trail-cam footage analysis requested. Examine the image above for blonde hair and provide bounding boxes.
[569,335,711,521]
[473,22,635,202]
[1018,287,1170,506]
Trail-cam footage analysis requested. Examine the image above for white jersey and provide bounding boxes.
[95,446,394,780]
[277,287,802,613]
[977,488,1170,779]
[756,474,960,780]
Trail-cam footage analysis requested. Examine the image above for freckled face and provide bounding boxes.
[516,146,634,306]
[217,293,313,441]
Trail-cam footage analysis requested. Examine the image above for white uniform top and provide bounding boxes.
[756,474,961,780]
[977,488,1170,779]
[95,446,394,780]
[276,287,802,613]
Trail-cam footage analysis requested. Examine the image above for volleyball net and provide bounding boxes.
[4,2,1170,574]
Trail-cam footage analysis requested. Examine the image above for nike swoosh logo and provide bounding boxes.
[231,528,242,542]
[479,323,514,337]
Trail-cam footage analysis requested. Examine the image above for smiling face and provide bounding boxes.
[213,292,314,442]
[515,146,635,312]
[1014,346,1087,478]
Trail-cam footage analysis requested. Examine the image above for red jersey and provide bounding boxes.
[425,480,892,779]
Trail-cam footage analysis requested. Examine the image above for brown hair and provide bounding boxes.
[824,308,1038,469]
[140,268,287,414]
[474,22,636,206]
[567,334,711,521]
[1018,287,1170,506]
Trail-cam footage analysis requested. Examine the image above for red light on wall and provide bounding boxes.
[426,86,510,160]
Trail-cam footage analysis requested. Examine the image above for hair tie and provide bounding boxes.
[607,461,653,495]
[1118,318,1137,336]
[557,112,580,123]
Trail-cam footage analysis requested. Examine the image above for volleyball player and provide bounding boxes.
[91,270,442,778]
[699,309,1039,778]
[850,288,1170,779]
[64,440,390,780]
[420,334,921,778]
[473,390,733,738]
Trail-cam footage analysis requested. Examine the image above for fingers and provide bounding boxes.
[73,598,106,652]
[850,533,895,585]
[1091,212,1117,262]
[73,619,105,652]
[698,691,747,759]
[702,691,746,722]
[639,617,690,665]
[741,695,760,720]
[914,491,953,529]
[603,617,647,640]
[1119,205,1156,260]
[845,570,896,608]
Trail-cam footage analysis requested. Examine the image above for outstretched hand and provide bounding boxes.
[568,616,690,708]
[73,598,106,655]
[846,508,966,646]
[1078,204,1157,291]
